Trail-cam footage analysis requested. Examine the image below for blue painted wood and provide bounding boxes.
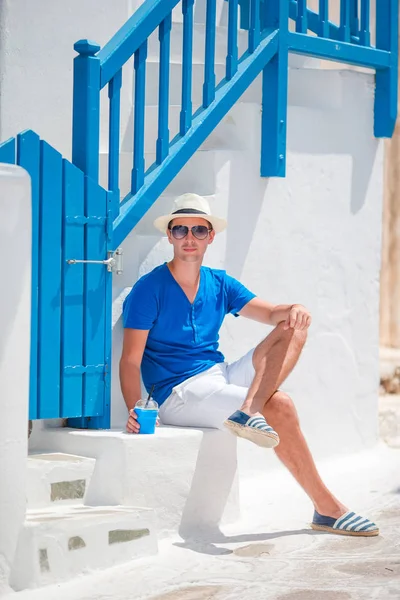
[340,0,350,42]
[0,138,15,163]
[238,0,250,30]
[226,0,239,80]
[17,131,41,421]
[374,0,398,138]
[156,14,172,164]
[260,0,288,178]
[38,141,63,418]
[99,0,180,88]
[288,32,391,69]
[114,28,279,246]
[203,0,217,107]
[248,0,260,53]
[83,177,108,420]
[289,1,354,44]
[108,69,122,219]
[62,160,85,418]
[87,190,113,430]
[296,0,308,34]
[359,0,370,46]
[318,0,329,38]
[72,40,101,182]
[260,0,268,32]
[349,0,359,37]
[180,0,194,135]
[131,41,148,195]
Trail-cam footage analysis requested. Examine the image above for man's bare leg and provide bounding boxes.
[264,391,347,518]
[231,322,347,517]
[240,321,307,416]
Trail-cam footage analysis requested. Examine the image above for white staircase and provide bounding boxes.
[11,452,157,590]
[27,452,96,508]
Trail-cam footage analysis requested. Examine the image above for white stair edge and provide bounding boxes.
[11,505,158,590]
[27,452,96,509]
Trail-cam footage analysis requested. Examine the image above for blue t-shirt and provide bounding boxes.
[122,263,256,405]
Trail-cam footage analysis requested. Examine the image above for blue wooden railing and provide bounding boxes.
[72,0,398,250]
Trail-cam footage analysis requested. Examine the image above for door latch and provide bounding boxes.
[67,247,123,274]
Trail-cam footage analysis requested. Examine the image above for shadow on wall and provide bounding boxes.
[288,72,379,216]
[224,153,269,279]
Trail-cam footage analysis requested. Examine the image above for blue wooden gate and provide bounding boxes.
[0,130,112,428]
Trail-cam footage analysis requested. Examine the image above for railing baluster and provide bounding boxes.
[296,0,308,34]
[359,0,370,46]
[180,0,194,136]
[203,0,217,107]
[340,0,351,42]
[248,0,260,53]
[156,14,172,164]
[350,0,359,37]
[108,69,122,217]
[226,0,239,80]
[131,41,147,195]
[318,0,329,38]
[238,0,250,31]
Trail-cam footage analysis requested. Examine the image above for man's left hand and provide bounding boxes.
[283,304,311,331]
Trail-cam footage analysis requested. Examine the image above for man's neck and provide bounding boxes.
[168,258,202,286]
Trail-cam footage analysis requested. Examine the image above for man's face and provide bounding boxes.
[167,217,215,262]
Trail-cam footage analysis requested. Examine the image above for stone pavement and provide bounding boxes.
[5,443,400,600]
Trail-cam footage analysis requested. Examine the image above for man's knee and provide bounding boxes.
[253,322,307,368]
[274,321,307,349]
[265,390,299,425]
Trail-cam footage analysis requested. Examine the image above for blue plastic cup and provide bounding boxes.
[134,399,158,434]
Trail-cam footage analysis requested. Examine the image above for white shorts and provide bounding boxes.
[158,348,255,430]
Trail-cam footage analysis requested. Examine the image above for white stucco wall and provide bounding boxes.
[0,166,31,594]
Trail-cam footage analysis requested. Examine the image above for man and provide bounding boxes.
[120,193,379,537]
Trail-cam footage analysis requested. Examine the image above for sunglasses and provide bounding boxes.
[169,225,212,240]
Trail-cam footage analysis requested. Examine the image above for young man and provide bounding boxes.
[120,193,379,537]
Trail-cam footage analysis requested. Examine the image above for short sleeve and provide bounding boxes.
[123,278,158,330]
[225,274,256,317]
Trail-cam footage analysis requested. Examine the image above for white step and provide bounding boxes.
[145,61,228,106]
[27,452,96,509]
[10,505,157,590]
[120,104,247,155]
[99,148,224,201]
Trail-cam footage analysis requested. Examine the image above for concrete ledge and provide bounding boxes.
[34,426,282,538]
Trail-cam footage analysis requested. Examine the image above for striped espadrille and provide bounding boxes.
[311,510,379,537]
[223,410,280,449]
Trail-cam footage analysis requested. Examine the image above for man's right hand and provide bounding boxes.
[126,409,140,434]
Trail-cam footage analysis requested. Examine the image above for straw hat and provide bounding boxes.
[153,193,227,234]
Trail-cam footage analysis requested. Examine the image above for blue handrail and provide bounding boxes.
[98,0,181,88]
